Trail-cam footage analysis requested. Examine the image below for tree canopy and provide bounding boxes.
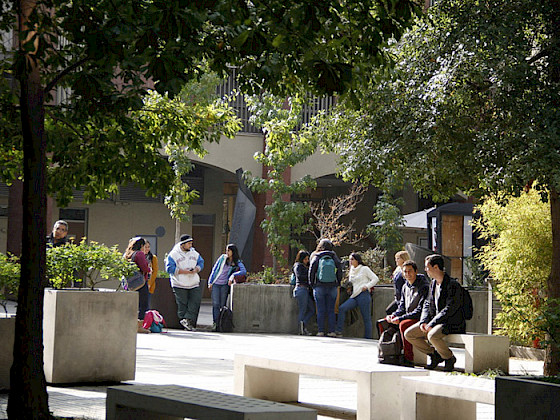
[320,0,560,375]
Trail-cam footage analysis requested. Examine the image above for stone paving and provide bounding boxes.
[0,300,544,420]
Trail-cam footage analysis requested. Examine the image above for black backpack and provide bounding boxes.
[378,325,404,365]
[217,306,234,332]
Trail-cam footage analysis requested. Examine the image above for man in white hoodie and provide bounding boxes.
[165,234,205,331]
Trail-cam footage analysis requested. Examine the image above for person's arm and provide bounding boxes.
[397,281,430,322]
[151,255,159,278]
[295,263,308,283]
[207,255,224,286]
[230,261,247,280]
[335,255,343,283]
[195,255,204,273]
[165,255,176,275]
[134,252,150,275]
[308,257,318,287]
[363,266,379,290]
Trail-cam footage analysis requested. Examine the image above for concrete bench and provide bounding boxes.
[106,384,317,420]
[234,353,429,420]
[413,333,509,373]
[401,374,495,420]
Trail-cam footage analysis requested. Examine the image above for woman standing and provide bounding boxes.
[124,237,151,333]
[207,244,247,331]
[335,253,379,339]
[308,239,342,337]
[144,240,159,309]
[386,250,410,315]
[292,250,314,335]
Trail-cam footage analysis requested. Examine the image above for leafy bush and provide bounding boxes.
[46,239,137,290]
[247,266,291,284]
[473,189,551,346]
[0,253,20,314]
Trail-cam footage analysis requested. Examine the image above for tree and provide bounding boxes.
[321,0,560,374]
[0,0,418,416]
[309,183,368,246]
[244,93,317,270]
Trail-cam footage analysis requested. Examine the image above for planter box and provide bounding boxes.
[0,317,15,390]
[495,376,560,419]
[43,289,138,384]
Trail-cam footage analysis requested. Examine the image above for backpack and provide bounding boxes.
[217,306,234,332]
[317,256,337,283]
[461,286,474,320]
[142,310,166,333]
[378,325,404,365]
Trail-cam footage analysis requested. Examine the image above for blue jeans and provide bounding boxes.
[313,286,338,333]
[336,290,373,339]
[293,286,315,325]
[211,284,230,323]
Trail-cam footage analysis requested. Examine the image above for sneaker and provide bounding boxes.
[443,355,457,372]
[334,331,343,338]
[316,332,325,337]
[212,323,217,332]
[327,332,337,338]
[180,319,190,330]
[187,319,197,332]
[425,351,443,370]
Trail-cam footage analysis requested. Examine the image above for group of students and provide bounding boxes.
[124,235,246,333]
[291,238,379,338]
[292,244,466,372]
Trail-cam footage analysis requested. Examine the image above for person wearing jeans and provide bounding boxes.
[308,239,342,337]
[335,253,378,339]
[292,250,314,335]
[208,243,247,331]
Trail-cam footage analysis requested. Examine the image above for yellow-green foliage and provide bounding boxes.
[473,189,551,345]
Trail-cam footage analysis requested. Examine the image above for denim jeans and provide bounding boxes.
[293,286,315,325]
[313,286,338,333]
[211,284,230,323]
[336,290,373,339]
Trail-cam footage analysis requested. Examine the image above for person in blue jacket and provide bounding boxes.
[207,243,247,331]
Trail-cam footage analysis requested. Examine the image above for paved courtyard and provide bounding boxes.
[0,301,543,419]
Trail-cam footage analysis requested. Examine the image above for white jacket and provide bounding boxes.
[167,244,201,289]
[348,265,379,299]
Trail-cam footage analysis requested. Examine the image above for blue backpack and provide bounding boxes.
[317,256,337,283]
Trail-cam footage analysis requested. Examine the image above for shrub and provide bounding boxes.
[0,253,20,314]
[46,239,137,290]
[473,189,551,346]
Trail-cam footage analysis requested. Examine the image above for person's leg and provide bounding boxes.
[211,285,221,323]
[173,287,188,320]
[303,290,316,324]
[137,282,150,320]
[427,324,454,360]
[294,287,308,323]
[403,322,433,356]
[336,297,357,333]
[325,287,338,334]
[399,319,418,361]
[313,287,327,334]
[355,291,373,339]
[218,284,230,308]
[185,286,202,326]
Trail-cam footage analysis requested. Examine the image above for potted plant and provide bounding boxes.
[0,253,19,390]
[43,240,139,384]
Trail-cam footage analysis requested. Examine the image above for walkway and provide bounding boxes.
[0,301,543,419]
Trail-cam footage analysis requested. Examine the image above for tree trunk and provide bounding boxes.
[7,180,23,256]
[544,188,560,376]
[8,1,51,418]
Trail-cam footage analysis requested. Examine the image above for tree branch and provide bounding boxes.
[44,57,88,94]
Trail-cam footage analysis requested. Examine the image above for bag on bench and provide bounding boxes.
[378,325,404,365]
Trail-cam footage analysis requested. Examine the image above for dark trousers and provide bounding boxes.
[137,282,149,320]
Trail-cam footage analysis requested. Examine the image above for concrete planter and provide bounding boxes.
[43,289,138,384]
[495,376,560,419]
[0,317,15,390]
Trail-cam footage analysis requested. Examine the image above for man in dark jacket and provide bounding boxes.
[404,254,465,372]
[377,260,430,364]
